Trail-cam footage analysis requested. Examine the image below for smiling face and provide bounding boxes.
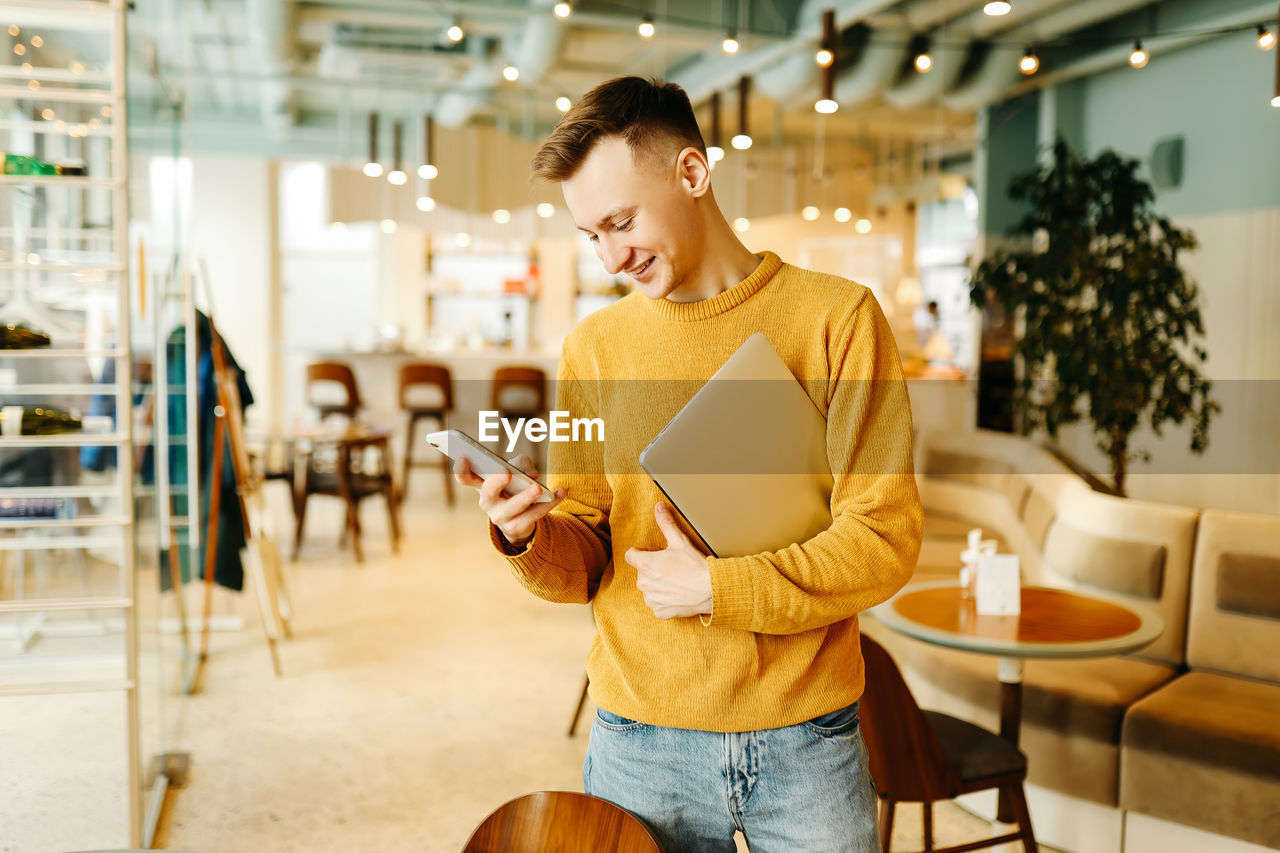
[562,136,708,301]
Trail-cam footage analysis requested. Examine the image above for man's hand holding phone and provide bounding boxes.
[454,454,566,549]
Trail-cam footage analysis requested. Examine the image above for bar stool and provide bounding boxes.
[399,362,454,505]
[491,366,548,470]
[305,361,361,423]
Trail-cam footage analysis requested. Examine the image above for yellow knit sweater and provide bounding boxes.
[489,251,922,732]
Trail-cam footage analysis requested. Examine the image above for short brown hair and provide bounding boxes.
[531,76,706,183]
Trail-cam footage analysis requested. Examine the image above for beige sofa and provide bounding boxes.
[864,428,1277,850]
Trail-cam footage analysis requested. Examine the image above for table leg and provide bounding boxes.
[997,656,1024,823]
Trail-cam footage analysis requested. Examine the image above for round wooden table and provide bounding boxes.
[872,579,1163,821]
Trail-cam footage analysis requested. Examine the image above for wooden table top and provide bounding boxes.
[872,580,1164,660]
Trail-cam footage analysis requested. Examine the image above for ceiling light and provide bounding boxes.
[722,31,739,54]
[731,134,752,150]
[707,91,724,162]
[816,10,837,113]
[801,206,820,221]
[855,218,872,234]
[733,76,752,149]
[638,16,655,39]
[380,219,397,234]
[1129,40,1148,68]
[815,98,838,114]
[915,49,932,73]
[388,121,406,185]
[707,145,725,162]
[418,164,438,179]
[13,43,25,56]
[364,111,382,177]
[1257,25,1276,51]
[331,222,346,232]
[41,108,53,120]
[536,203,555,218]
[733,217,750,232]
[29,35,42,48]
[1019,48,1039,75]
[493,209,511,224]
[6,25,17,36]
[455,232,472,248]
[446,21,464,43]
[1272,95,1280,107]
[554,1,572,19]
[419,115,437,181]
[555,95,571,112]
[983,1,1011,16]
[388,170,407,185]
[815,48,833,68]
[503,65,519,82]
[834,207,852,223]
[416,196,436,212]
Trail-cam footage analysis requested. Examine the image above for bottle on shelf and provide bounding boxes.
[0,497,72,519]
[0,405,111,436]
[960,528,982,599]
[1,152,56,176]
[0,322,52,348]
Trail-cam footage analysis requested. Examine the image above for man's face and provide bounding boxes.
[561,136,701,301]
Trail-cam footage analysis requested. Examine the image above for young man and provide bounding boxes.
[455,76,922,852]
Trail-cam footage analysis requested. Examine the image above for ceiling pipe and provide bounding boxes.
[434,37,507,128]
[833,30,910,105]
[245,0,298,131]
[508,0,569,88]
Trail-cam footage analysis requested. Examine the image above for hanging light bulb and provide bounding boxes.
[1129,40,1148,68]
[722,31,739,54]
[40,108,53,120]
[801,206,820,221]
[363,112,383,177]
[29,35,42,48]
[418,115,437,179]
[733,217,750,232]
[915,48,933,73]
[833,207,852,223]
[855,218,872,234]
[707,91,725,162]
[493,209,511,224]
[555,95,571,112]
[446,20,464,43]
[1019,47,1039,75]
[1257,25,1276,51]
[6,25,17,36]
[455,232,472,248]
[380,219,397,234]
[554,1,572,19]
[815,10,838,113]
[731,76,752,149]
[503,65,520,82]
[983,1,1011,16]
[815,48,834,68]
[416,195,436,212]
[638,16,655,39]
[536,203,555,218]
[387,121,407,184]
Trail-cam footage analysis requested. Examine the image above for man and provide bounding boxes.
[455,76,921,852]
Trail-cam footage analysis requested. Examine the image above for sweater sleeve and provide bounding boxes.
[490,354,613,605]
[704,291,923,635]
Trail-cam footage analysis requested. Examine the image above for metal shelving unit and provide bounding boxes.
[0,0,142,847]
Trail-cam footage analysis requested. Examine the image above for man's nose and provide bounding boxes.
[598,238,629,276]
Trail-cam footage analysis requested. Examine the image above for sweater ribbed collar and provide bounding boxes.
[643,251,782,322]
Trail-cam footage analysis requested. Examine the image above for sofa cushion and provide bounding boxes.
[1042,520,1166,600]
[923,449,1014,488]
[1002,474,1031,516]
[1216,552,1280,620]
[1021,489,1056,552]
[1121,671,1280,848]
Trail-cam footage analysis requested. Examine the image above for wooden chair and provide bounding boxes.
[305,361,361,422]
[490,365,547,469]
[858,635,1038,853]
[463,791,664,853]
[293,428,400,563]
[398,362,453,505]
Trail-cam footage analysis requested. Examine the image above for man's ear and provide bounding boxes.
[675,147,712,199]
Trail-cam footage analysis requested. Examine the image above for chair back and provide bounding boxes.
[306,361,361,416]
[490,366,547,414]
[858,634,962,803]
[398,362,452,411]
[462,791,664,853]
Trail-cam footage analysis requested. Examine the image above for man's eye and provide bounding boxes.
[588,234,599,243]
[616,218,635,231]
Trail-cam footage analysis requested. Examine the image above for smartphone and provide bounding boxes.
[426,429,554,503]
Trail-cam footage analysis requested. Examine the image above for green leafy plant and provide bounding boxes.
[970,137,1218,495]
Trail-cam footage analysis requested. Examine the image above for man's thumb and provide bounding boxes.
[654,503,686,545]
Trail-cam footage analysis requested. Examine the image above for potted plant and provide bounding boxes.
[969,137,1219,495]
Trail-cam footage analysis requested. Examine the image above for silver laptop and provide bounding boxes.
[638,332,833,558]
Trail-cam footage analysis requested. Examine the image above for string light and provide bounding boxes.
[380,219,397,234]
[815,9,838,114]
[1129,40,1148,68]
[638,16,655,39]
[722,31,739,54]
[29,35,42,48]
[20,62,30,73]
[731,76,752,150]
[555,95,571,112]
[446,20,464,43]
[553,1,572,19]
[6,25,17,36]
[455,232,472,248]
[801,206,820,221]
[503,65,519,81]
[41,108,53,120]
[833,207,852,223]
[1019,47,1039,75]
[416,195,436,211]
[493,209,511,224]
[1258,25,1276,51]
[387,121,406,184]
[536,203,555,218]
[707,91,725,163]
[815,98,838,113]
[815,48,834,68]
[13,43,26,56]
[984,1,1011,16]
[855,218,872,234]
[733,217,750,232]
[914,43,933,73]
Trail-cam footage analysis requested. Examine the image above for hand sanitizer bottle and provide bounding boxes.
[960,528,982,599]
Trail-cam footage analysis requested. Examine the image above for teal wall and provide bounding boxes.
[1065,29,1280,217]
[978,93,1040,236]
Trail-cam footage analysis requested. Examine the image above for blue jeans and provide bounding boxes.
[583,702,880,853]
